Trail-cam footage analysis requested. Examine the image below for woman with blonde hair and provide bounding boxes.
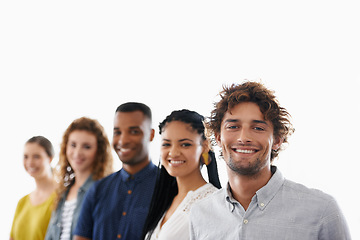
[45,117,113,240]
[10,136,56,240]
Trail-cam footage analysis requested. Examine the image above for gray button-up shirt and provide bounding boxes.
[190,166,351,240]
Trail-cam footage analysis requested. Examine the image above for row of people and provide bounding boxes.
[10,81,351,240]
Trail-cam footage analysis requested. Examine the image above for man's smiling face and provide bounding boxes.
[216,102,281,176]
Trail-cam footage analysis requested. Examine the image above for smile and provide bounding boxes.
[235,149,256,154]
[27,167,38,173]
[120,148,131,153]
[169,160,185,164]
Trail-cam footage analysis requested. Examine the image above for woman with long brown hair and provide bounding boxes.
[45,117,113,240]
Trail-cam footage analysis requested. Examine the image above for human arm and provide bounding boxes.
[318,198,351,240]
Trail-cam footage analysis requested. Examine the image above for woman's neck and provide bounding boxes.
[176,170,207,198]
[34,172,55,193]
[73,171,91,188]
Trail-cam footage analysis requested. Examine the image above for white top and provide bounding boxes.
[60,198,77,240]
[147,183,218,240]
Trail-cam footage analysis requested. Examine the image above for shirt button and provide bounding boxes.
[127,190,132,194]
[243,219,249,224]
[117,234,122,238]
[260,203,265,207]
[122,211,127,216]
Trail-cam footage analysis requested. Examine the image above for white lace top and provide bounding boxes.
[147,183,218,240]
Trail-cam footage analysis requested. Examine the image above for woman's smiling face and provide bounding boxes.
[160,121,205,179]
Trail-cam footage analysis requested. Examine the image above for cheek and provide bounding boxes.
[88,150,97,162]
[160,150,168,164]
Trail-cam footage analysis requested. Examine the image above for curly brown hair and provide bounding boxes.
[207,81,294,162]
[54,117,114,207]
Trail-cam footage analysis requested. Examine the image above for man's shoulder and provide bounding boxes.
[282,179,340,214]
[91,170,122,190]
[283,179,335,202]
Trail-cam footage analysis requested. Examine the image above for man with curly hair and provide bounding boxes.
[190,81,350,239]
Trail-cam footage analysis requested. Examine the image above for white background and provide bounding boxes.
[1,1,359,238]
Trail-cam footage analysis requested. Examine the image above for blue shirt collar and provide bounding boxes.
[120,161,157,183]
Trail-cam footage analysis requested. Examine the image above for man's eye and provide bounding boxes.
[161,143,170,147]
[254,127,265,131]
[114,131,121,136]
[227,125,238,129]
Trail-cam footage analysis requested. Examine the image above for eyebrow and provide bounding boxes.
[162,138,194,142]
[224,119,268,125]
[114,126,141,130]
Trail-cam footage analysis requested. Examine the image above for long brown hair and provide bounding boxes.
[54,117,113,207]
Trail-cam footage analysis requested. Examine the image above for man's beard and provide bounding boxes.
[226,145,270,177]
[227,154,263,176]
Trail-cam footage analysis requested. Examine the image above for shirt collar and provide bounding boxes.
[255,166,284,210]
[120,161,157,182]
[225,166,285,212]
[79,174,96,192]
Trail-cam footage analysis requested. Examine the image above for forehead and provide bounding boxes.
[24,142,45,153]
[114,111,149,128]
[162,121,198,137]
[68,130,97,142]
[223,102,266,123]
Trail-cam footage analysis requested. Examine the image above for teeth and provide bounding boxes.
[235,149,255,154]
[170,160,185,164]
[120,148,131,153]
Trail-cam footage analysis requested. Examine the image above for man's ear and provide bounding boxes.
[272,136,283,151]
[149,129,155,142]
[215,132,221,147]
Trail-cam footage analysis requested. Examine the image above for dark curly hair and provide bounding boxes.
[208,81,294,161]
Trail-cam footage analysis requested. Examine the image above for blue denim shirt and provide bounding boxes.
[45,175,96,240]
[190,166,351,240]
[74,162,158,240]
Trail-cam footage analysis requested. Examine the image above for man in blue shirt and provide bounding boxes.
[190,81,351,239]
[74,102,158,240]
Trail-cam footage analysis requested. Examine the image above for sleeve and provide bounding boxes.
[44,210,56,240]
[318,198,351,240]
[73,184,96,238]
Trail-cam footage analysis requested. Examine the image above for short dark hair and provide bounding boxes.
[115,102,152,122]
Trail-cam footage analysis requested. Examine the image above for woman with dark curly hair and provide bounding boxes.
[142,109,221,240]
[45,117,113,240]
